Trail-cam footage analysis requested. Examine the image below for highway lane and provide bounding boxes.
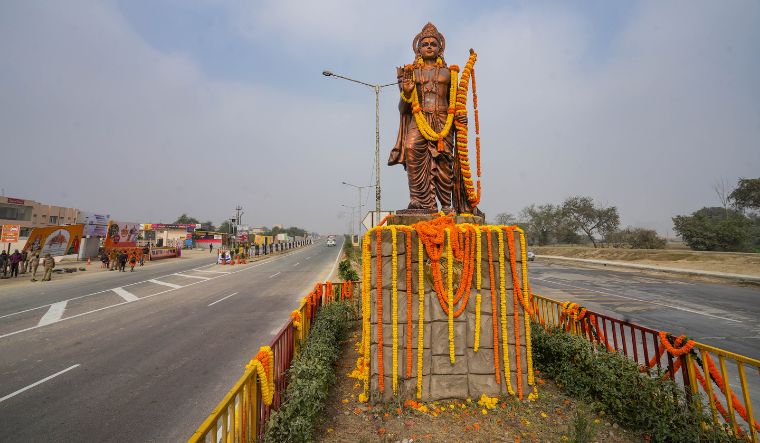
[528,261,760,359]
[0,239,343,442]
[528,259,760,422]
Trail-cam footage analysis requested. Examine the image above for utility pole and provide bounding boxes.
[232,205,243,250]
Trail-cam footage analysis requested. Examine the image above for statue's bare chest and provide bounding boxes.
[416,67,451,105]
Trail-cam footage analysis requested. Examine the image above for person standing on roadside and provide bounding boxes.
[141,244,149,266]
[209,243,213,254]
[128,251,137,272]
[9,249,22,277]
[20,249,28,274]
[42,253,55,281]
[109,249,118,271]
[118,250,128,272]
[29,250,41,281]
[0,250,8,278]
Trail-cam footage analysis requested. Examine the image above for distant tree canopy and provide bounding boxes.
[219,220,233,234]
[174,214,200,225]
[263,226,308,238]
[672,207,756,252]
[201,220,216,231]
[492,212,517,226]
[561,196,620,248]
[605,227,666,249]
[729,178,760,212]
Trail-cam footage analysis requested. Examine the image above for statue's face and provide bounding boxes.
[418,37,440,60]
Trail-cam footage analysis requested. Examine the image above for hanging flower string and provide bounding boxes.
[486,229,501,384]
[416,236,425,399]
[246,346,274,406]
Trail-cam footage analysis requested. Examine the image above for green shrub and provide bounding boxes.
[265,301,352,443]
[531,324,740,442]
[338,259,358,282]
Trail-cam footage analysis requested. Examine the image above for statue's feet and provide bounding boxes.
[440,206,454,214]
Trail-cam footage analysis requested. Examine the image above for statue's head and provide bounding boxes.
[413,22,445,63]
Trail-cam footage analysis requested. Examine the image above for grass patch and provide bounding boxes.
[265,301,353,443]
[532,324,741,442]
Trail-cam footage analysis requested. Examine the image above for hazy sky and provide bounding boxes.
[1,1,758,235]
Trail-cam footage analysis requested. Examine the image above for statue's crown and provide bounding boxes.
[413,22,445,54]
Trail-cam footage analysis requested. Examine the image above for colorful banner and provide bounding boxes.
[23,225,84,256]
[1,224,21,243]
[77,212,111,237]
[104,221,141,248]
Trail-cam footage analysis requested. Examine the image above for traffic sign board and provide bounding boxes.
[362,211,394,230]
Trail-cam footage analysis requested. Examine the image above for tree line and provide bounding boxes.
[172,214,309,238]
[497,177,759,252]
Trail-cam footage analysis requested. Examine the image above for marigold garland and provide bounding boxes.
[246,346,274,406]
[391,227,399,394]
[474,226,482,352]
[360,230,372,401]
[417,236,425,399]
[376,228,385,393]
[290,310,302,334]
[404,227,414,379]
[446,228,456,363]
[513,227,536,390]
[496,228,514,395]
[485,229,501,384]
[407,65,459,152]
[452,50,481,206]
[504,228,523,399]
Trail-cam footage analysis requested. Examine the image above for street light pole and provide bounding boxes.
[323,71,396,222]
[342,181,375,235]
[341,204,356,236]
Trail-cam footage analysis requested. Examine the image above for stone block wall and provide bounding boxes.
[367,227,532,401]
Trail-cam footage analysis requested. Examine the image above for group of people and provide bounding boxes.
[0,248,56,281]
[100,246,150,272]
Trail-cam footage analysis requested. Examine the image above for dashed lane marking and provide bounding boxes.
[293,262,300,267]
[269,272,281,279]
[194,269,231,274]
[533,277,742,323]
[174,273,210,280]
[148,279,182,289]
[38,301,67,327]
[208,292,239,307]
[0,364,81,404]
[112,287,139,302]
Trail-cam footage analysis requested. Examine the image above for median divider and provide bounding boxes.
[187,280,358,443]
[531,293,760,442]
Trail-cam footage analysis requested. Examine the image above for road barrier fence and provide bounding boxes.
[531,293,759,442]
[188,280,357,443]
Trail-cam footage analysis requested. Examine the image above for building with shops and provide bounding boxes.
[0,196,80,237]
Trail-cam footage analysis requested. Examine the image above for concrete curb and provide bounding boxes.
[538,255,760,283]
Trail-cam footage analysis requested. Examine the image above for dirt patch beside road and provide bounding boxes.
[533,246,760,277]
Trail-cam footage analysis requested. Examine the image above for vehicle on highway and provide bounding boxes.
[326,238,336,247]
[526,251,535,261]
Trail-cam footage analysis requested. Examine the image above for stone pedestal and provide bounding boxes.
[366,222,531,401]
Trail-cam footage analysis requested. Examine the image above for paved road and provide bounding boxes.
[529,260,760,422]
[528,261,760,360]
[0,239,343,442]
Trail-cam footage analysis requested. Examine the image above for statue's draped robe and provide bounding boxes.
[388,73,478,214]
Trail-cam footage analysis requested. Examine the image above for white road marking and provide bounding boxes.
[320,242,344,282]
[0,242,322,340]
[305,256,311,260]
[174,273,210,280]
[0,364,80,404]
[208,292,239,307]
[534,277,742,323]
[194,269,231,274]
[112,287,139,302]
[38,301,67,326]
[269,272,281,279]
[148,279,182,289]
[293,262,300,267]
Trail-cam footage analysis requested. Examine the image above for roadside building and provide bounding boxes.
[141,223,199,248]
[0,196,80,237]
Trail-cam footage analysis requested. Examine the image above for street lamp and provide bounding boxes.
[342,181,375,235]
[323,70,397,219]
[341,204,356,236]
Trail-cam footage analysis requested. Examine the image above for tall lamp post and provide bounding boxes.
[342,181,375,235]
[323,70,397,219]
[341,204,356,236]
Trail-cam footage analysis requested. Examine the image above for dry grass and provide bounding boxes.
[533,246,760,277]
[317,326,638,443]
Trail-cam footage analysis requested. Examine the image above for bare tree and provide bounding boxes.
[493,212,518,226]
[561,196,620,248]
[712,177,733,218]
